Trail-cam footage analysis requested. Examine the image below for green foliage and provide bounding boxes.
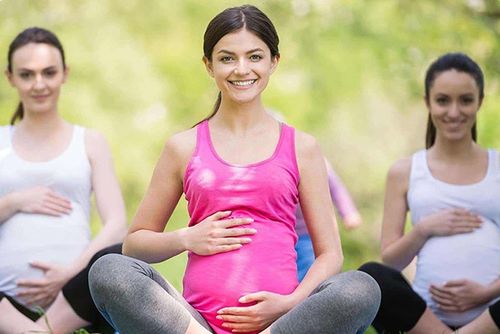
[1,0,498,305]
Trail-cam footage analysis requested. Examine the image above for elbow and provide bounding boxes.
[381,252,404,271]
[323,249,343,275]
[122,236,133,257]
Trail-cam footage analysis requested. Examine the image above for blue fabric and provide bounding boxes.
[295,234,315,281]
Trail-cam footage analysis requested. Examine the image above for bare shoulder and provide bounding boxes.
[83,128,112,162]
[294,129,321,159]
[84,128,108,147]
[163,127,197,162]
[387,157,412,189]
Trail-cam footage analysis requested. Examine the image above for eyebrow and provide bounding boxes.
[16,65,58,72]
[216,48,265,55]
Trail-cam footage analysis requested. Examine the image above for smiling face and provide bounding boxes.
[426,69,481,143]
[204,28,279,106]
[6,42,67,116]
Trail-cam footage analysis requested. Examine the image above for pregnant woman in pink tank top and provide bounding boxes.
[89,5,380,334]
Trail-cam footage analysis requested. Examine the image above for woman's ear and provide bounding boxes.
[62,66,70,83]
[270,55,280,74]
[203,56,214,78]
[5,69,14,87]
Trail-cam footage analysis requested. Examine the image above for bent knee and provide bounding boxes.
[358,261,389,277]
[89,254,129,298]
[326,270,381,315]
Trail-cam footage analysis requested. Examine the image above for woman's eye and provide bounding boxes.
[461,97,474,104]
[250,54,263,61]
[19,72,31,79]
[220,56,233,63]
[436,97,448,104]
[44,70,57,77]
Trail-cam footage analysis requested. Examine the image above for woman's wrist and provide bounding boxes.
[6,191,22,212]
[178,227,191,252]
[414,221,430,240]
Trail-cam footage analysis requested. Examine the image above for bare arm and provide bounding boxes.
[291,132,343,304]
[122,132,188,263]
[380,158,428,270]
[0,193,19,222]
[66,129,127,275]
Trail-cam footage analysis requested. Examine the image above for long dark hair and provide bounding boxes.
[424,52,484,148]
[7,27,66,125]
[201,4,280,122]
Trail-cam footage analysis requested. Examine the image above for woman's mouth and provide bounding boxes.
[229,79,257,87]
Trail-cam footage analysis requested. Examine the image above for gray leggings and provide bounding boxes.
[89,254,380,334]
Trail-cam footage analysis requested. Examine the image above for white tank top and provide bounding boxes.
[408,149,500,327]
[0,125,92,306]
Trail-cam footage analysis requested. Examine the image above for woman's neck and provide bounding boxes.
[16,111,66,138]
[429,136,480,162]
[212,98,272,134]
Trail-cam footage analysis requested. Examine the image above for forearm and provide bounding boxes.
[66,218,127,277]
[123,228,187,263]
[0,192,19,223]
[484,279,500,302]
[290,251,343,306]
[382,225,428,271]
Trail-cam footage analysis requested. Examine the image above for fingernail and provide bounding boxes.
[216,316,222,320]
[245,218,254,222]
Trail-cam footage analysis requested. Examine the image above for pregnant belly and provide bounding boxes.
[0,210,90,303]
[413,220,500,326]
[183,221,298,333]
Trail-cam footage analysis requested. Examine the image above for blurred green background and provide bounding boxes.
[1,0,499,331]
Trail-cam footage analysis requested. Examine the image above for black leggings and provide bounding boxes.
[359,262,500,333]
[1,243,122,334]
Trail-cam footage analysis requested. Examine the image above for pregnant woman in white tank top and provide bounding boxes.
[360,53,500,334]
[0,28,127,333]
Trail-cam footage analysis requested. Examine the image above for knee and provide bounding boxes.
[358,261,389,279]
[338,271,381,312]
[89,254,129,302]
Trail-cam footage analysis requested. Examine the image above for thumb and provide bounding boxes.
[239,291,267,303]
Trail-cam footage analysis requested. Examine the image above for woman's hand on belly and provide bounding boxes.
[430,279,490,313]
[11,186,72,217]
[16,261,72,308]
[417,208,482,238]
[216,291,295,333]
[182,211,256,256]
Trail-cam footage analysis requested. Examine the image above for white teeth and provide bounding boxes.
[231,80,256,86]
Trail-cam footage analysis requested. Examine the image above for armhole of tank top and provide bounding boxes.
[78,126,93,171]
[289,125,300,187]
[182,122,204,189]
[491,149,500,175]
[406,151,420,204]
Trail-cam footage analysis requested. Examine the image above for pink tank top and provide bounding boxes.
[182,120,300,333]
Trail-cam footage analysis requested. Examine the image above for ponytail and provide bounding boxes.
[10,102,24,125]
[193,91,221,127]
